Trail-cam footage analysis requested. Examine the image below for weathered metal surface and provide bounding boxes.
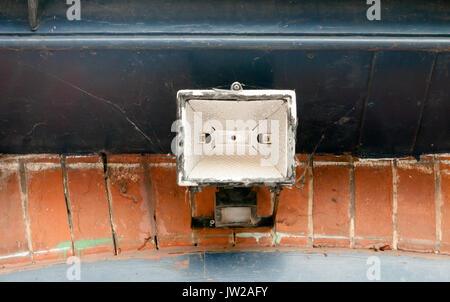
[415,53,450,155]
[1,0,449,35]
[0,0,448,157]
[360,51,437,157]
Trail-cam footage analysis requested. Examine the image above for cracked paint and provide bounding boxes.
[236,232,271,243]
[57,238,114,259]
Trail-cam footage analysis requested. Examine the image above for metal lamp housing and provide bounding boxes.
[175,86,297,187]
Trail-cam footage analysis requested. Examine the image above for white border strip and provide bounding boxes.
[66,162,103,169]
[0,251,30,260]
[313,161,350,167]
[25,162,60,171]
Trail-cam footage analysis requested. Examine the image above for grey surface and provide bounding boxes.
[1,251,450,282]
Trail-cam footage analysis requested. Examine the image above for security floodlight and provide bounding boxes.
[174,83,297,228]
[176,83,297,187]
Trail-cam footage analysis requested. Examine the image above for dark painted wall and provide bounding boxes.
[0,0,448,157]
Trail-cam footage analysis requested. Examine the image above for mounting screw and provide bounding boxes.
[231,82,243,91]
[209,219,215,226]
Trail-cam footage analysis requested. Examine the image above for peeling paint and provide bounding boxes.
[110,167,140,183]
[55,243,71,260]
[314,161,351,166]
[354,160,392,167]
[397,162,433,174]
[148,163,176,167]
[57,238,114,258]
[236,232,271,243]
[0,162,19,170]
[66,163,103,170]
[108,163,141,169]
[0,168,16,192]
[25,163,60,172]
[273,232,306,245]
[441,169,450,176]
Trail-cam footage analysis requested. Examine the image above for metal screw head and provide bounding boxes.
[231,82,243,91]
[209,220,215,226]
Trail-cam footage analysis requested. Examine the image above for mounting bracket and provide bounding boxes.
[190,186,282,229]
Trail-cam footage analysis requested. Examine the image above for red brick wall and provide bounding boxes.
[0,153,449,268]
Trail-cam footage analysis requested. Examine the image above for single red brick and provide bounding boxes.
[107,155,156,252]
[65,156,115,256]
[420,155,435,161]
[25,157,73,261]
[354,161,393,248]
[313,159,351,248]
[147,154,176,164]
[235,228,273,246]
[274,164,309,246]
[396,159,436,252]
[440,159,450,254]
[0,159,31,266]
[151,157,192,247]
[195,229,233,247]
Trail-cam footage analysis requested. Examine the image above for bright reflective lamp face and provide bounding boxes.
[175,88,297,186]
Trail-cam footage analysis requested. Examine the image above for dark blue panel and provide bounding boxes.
[187,50,274,89]
[0,49,373,155]
[271,50,373,153]
[415,53,450,154]
[1,0,449,35]
[0,48,448,156]
[0,50,192,153]
[0,0,449,156]
[359,51,436,157]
